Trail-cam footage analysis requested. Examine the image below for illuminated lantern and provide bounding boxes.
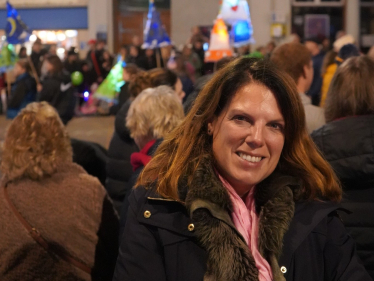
[219,0,254,47]
[142,0,171,49]
[205,18,233,62]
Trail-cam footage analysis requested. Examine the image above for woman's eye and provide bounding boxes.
[233,115,246,121]
[269,123,283,130]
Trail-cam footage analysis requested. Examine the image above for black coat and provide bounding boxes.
[71,138,108,187]
[38,71,76,125]
[118,139,162,239]
[312,115,374,279]
[7,73,36,119]
[114,160,370,281]
[106,101,138,214]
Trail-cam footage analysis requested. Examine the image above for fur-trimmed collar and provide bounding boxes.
[184,156,302,281]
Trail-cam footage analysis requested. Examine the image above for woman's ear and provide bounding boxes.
[207,117,216,135]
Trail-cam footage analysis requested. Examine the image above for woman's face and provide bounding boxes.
[208,83,285,197]
[174,78,185,103]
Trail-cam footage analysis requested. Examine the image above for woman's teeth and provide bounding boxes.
[238,153,262,163]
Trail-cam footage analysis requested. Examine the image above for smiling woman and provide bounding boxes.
[113,58,371,281]
[208,83,285,197]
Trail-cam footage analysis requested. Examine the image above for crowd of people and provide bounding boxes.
[0,26,374,281]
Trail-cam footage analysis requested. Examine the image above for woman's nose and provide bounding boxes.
[245,124,264,149]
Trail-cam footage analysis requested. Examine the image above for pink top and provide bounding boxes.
[218,174,273,281]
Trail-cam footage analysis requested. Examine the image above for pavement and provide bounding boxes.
[0,115,115,150]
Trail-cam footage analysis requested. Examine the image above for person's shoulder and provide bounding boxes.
[294,200,341,218]
[130,185,153,204]
[285,200,343,245]
[304,103,324,116]
[60,162,103,189]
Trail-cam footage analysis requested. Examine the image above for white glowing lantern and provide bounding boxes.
[57,33,66,41]
[65,30,78,38]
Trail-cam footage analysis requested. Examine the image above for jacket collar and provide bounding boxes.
[183,156,299,281]
[140,155,338,281]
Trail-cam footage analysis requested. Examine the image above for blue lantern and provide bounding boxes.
[142,0,171,49]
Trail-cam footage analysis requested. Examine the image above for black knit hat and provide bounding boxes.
[335,44,360,65]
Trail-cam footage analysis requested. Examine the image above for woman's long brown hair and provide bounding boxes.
[137,58,341,202]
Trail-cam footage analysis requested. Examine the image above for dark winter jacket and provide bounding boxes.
[113,157,370,281]
[311,115,374,279]
[71,138,108,186]
[109,83,130,115]
[119,139,162,239]
[308,51,325,105]
[106,101,138,214]
[7,73,36,119]
[38,71,76,124]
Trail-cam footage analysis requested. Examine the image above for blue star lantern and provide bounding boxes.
[142,0,171,49]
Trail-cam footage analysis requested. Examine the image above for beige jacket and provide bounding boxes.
[300,93,326,134]
[0,163,119,281]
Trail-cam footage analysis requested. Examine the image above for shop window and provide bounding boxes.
[292,6,343,41]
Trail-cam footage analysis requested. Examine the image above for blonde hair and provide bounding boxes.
[1,102,73,182]
[126,86,184,140]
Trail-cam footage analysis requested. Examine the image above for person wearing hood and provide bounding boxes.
[311,56,374,279]
[37,55,76,125]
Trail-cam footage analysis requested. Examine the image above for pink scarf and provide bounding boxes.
[218,174,273,281]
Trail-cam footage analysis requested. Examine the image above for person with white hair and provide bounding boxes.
[118,85,185,237]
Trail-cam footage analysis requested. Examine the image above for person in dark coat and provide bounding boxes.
[304,37,325,106]
[113,58,370,281]
[126,45,146,69]
[101,50,114,79]
[106,72,152,214]
[63,50,81,74]
[37,55,76,125]
[6,59,36,119]
[311,56,374,279]
[118,86,184,238]
[71,138,108,187]
[30,41,42,77]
